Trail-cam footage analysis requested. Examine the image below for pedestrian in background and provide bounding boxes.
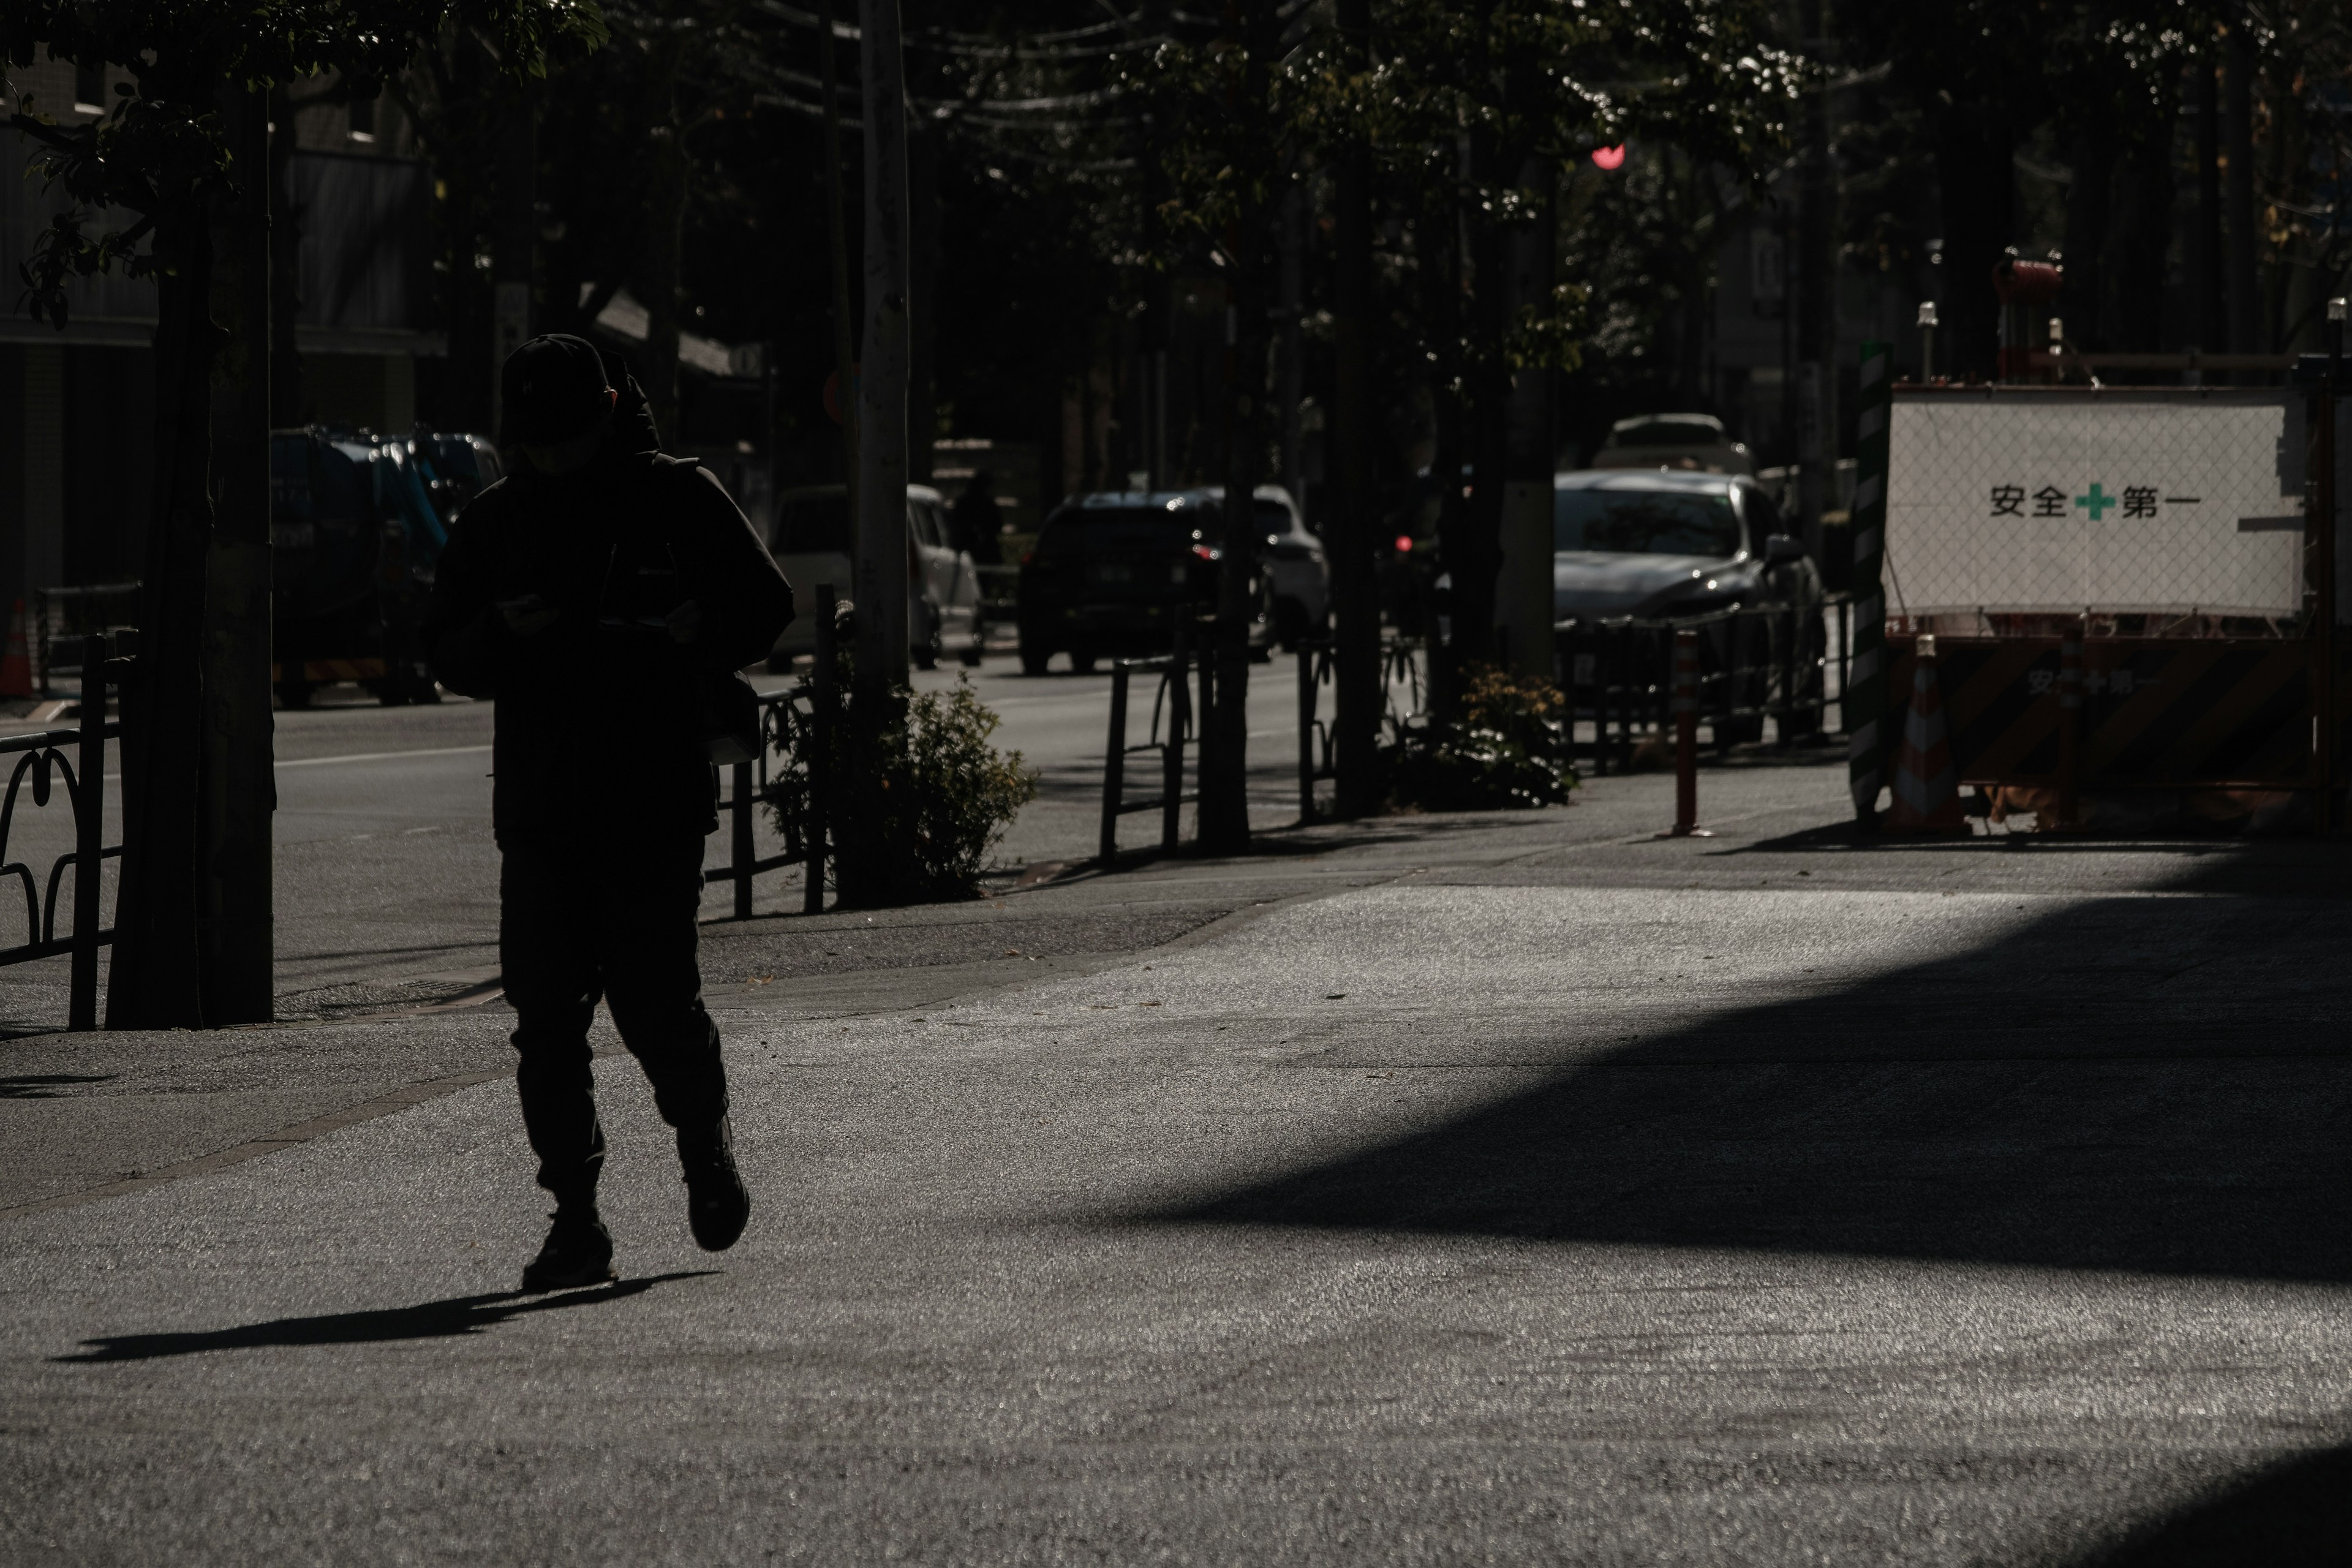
[953,469,1001,565]
[428,334,794,1291]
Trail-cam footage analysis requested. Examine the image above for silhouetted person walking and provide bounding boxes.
[952,469,1002,564]
[429,335,794,1291]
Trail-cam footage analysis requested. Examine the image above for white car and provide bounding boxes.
[765,483,986,671]
[1212,484,1329,649]
[1590,413,1755,477]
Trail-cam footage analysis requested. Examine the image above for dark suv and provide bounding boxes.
[271,426,481,706]
[1016,491,1274,674]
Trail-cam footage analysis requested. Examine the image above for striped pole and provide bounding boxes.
[1847,339,1894,824]
[1671,628,1699,835]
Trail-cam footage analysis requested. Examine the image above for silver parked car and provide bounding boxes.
[765,482,986,671]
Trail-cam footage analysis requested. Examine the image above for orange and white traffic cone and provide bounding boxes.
[0,599,32,699]
[1885,633,1965,832]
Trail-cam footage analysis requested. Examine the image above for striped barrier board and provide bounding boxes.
[270,658,388,683]
[1883,635,2320,790]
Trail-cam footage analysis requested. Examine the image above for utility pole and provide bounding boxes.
[1330,0,1381,815]
[854,0,910,701]
[198,85,273,1025]
[1494,153,1556,682]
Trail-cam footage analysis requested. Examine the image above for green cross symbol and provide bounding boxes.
[2076,483,2116,520]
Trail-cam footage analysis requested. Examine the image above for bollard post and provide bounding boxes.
[1101,662,1129,862]
[1835,597,1852,733]
[1778,606,1798,748]
[69,631,106,1030]
[1164,624,1191,852]
[804,582,835,914]
[1296,642,1317,823]
[2056,618,2082,830]
[1662,627,1708,838]
[730,759,755,919]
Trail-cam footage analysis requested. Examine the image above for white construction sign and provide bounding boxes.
[1883,390,2305,617]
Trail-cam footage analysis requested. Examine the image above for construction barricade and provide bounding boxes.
[1849,350,2348,833]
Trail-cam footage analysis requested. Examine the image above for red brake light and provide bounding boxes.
[1394,534,1414,554]
[1191,544,1216,562]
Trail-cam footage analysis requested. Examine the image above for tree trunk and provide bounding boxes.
[2224,30,2258,357]
[2106,110,2174,355]
[2192,53,2223,353]
[1423,187,1466,701]
[907,118,939,483]
[1452,131,1510,670]
[1276,174,1303,501]
[1796,1,1838,551]
[1196,7,1274,854]
[1931,111,2014,381]
[108,189,217,1030]
[267,85,306,426]
[492,76,538,432]
[196,86,274,1027]
[853,0,911,707]
[641,38,688,447]
[1329,0,1381,816]
[2060,125,2114,349]
[819,0,860,502]
[1495,153,1556,683]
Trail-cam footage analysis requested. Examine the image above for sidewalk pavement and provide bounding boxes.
[6,750,2352,1564]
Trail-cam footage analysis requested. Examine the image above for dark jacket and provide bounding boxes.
[427,376,794,846]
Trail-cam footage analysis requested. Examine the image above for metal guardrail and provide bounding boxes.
[32,582,140,698]
[1557,594,1851,774]
[706,583,837,918]
[0,629,127,1029]
[1293,635,1428,822]
[1098,622,1196,861]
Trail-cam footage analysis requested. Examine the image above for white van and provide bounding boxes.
[765,483,986,671]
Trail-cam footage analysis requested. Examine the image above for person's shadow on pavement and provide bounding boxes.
[54,1272,718,1363]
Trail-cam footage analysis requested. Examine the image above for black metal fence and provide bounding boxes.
[0,630,127,1029]
[1098,623,1196,860]
[1293,635,1428,821]
[1556,595,1852,774]
[706,585,836,918]
[32,582,140,699]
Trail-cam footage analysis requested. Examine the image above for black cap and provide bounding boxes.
[500,334,612,446]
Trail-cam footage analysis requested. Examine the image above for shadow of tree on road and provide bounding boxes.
[56,1272,718,1363]
[2078,1444,2352,1566]
[1152,846,2352,1281]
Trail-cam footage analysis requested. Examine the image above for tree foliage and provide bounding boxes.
[3,1,606,325]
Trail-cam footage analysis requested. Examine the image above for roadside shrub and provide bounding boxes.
[1379,663,1578,811]
[769,667,1039,905]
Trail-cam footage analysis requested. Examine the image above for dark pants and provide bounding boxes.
[500,834,728,1207]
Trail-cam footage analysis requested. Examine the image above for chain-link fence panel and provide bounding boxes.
[1885,390,2304,620]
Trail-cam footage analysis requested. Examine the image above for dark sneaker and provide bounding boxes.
[519,1210,616,1292]
[679,1117,751,1253]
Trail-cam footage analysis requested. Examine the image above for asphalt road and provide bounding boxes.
[0,654,1319,1032]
